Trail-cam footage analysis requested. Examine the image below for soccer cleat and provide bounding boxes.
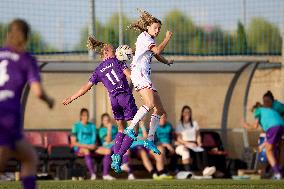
[102,174,116,180]
[127,174,135,180]
[124,127,137,141]
[90,174,96,180]
[158,174,173,180]
[272,173,282,180]
[144,139,161,155]
[111,154,122,173]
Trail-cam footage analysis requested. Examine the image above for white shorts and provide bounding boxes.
[131,67,157,92]
[175,145,190,160]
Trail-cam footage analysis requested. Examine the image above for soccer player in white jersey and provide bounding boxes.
[111,10,173,171]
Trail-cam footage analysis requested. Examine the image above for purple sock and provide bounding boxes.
[272,165,280,174]
[118,135,133,156]
[103,155,111,176]
[21,175,36,189]
[84,154,94,175]
[122,154,133,173]
[114,132,125,154]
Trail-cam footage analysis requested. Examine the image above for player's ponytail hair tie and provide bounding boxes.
[128,9,162,32]
[87,36,108,57]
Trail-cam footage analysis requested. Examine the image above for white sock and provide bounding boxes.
[147,114,161,141]
[128,105,150,129]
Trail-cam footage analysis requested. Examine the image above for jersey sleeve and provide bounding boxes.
[91,124,97,144]
[141,33,156,50]
[89,69,100,85]
[71,124,78,137]
[175,122,182,133]
[273,100,284,115]
[98,128,106,143]
[253,108,261,119]
[27,56,41,84]
[194,121,200,131]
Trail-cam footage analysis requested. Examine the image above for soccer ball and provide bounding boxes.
[115,45,133,61]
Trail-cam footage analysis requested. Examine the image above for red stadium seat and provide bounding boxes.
[44,131,74,180]
[24,131,48,172]
[24,131,45,147]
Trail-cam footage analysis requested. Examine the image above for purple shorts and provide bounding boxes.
[0,109,23,150]
[131,145,149,158]
[266,126,284,145]
[110,92,137,121]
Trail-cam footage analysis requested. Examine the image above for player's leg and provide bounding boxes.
[0,146,12,174]
[101,148,115,180]
[13,139,38,189]
[151,146,173,179]
[175,145,192,171]
[113,120,127,153]
[139,148,157,178]
[79,148,96,179]
[265,127,283,179]
[144,92,165,154]
[279,139,284,173]
[126,88,155,131]
[148,92,165,141]
[265,143,281,178]
[114,93,138,165]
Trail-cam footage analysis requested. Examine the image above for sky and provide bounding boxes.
[0,0,283,50]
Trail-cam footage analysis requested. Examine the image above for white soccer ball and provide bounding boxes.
[115,45,133,61]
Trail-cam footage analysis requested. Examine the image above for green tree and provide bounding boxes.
[234,21,248,54]
[162,10,195,54]
[0,22,55,53]
[247,18,281,54]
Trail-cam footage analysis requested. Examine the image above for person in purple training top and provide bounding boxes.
[62,36,137,173]
[0,19,54,189]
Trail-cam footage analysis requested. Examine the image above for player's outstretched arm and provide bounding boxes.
[62,82,93,105]
[243,119,259,130]
[154,54,174,66]
[30,82,54,109]
[151,31,173,55]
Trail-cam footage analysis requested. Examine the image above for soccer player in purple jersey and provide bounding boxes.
[62,36,137,173]
[0,19,54,189]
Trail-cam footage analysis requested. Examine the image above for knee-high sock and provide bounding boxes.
[122,154,133,173]
[147,114,161,141]
[21,175,36,189]
[272,165,280,174]
[103,155,111,176]
[128,105,150,130]
[118,135,133,157]
[114,132,125,154]
[84,154,95,175]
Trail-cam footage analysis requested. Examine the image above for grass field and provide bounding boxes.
[1,180,284,189]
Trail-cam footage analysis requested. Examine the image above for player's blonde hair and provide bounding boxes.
[128,9,162,32]
[86,36,108,57]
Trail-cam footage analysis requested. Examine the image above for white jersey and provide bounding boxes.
[131,32,157,91]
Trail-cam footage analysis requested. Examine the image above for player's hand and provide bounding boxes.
[165,59,174,66]
[165,31,173,40]
[47,97,55,109]
[62,97,73,105]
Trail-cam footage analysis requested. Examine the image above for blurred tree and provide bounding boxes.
[247,18,281,54]
[234,21,248,54]
[0,23,56,53]
[162,10,195,54]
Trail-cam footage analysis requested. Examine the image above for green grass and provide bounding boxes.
[1,180,284,189]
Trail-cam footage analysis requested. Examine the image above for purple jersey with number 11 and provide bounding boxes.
[89,57,137,121]
[0,47,41,148]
